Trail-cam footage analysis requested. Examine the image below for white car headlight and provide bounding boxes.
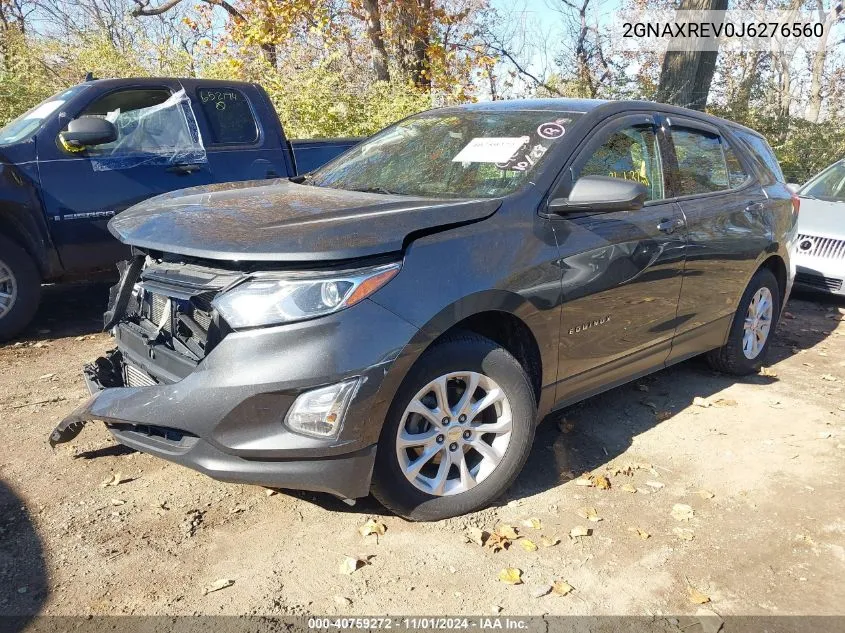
[211,262,400,328]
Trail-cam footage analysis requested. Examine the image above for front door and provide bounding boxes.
[553,115,687,405]
[36,82,216,274]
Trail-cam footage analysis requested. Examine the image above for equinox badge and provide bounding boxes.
[569,315,611,335]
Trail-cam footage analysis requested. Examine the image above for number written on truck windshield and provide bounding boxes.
[196,87,258,145]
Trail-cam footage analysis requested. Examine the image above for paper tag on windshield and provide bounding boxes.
[452,137,528,164]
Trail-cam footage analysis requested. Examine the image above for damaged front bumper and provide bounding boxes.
[50,298,419,500]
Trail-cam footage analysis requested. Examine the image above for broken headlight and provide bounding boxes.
[211,262,400,329]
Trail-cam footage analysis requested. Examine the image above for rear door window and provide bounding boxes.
[670,128,729,196]
[196,87,258,145]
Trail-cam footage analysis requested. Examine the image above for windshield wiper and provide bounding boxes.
[349,186,405,195]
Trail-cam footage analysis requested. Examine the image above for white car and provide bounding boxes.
[792,158,845,295]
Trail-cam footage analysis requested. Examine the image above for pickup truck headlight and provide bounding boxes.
[211,262,400,329]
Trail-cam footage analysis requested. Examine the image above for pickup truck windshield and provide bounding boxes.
[0,85,89,146]
[310,109,583,198]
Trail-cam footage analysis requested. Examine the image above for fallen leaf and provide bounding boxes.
[338,556,367,575]
[485,533,511,553]
[696,490,715,499]
[570,525,591,538]
[713,398,737,407]
[100,473,125,488]
[203,578,234,595]
[495,524,519,540]
[693,397,712,408]
[38,373,55,380]
[551,580,574,596]
[621,483,637,493]
[520,539,538,552]
[358,519,387,538]
[498,568,522,585]
[688,586,711,604]
[759,367,778,377]
[655,410,673,421]
[575,476,593,487]
[333,596,352,607]
[644,481,665,490]
[821,374,837,382]
[521,518,543,530]
[796,534,816,546]
[594,475,611,490]
[110,499,125,506]
[264,488,278,497]
[540,535,560,547]
[576,507,602,522]
[628,527,650,539]
[671,503,695,521]
[465,527,488,546]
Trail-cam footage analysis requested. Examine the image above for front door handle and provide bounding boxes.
[745,201,765,213]
[166,163,202,175]
[657,218,683,234]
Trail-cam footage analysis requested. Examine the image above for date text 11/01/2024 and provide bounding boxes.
[307,618,530,630]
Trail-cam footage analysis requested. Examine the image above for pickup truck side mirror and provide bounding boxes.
[59,117,117,150]
[548,175,649,215]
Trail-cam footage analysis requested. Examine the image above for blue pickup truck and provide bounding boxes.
[0,77,358,340]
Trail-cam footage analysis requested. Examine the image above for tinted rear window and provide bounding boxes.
[734,129,784,184]
[671,128,729,195]
[196,87,258,144]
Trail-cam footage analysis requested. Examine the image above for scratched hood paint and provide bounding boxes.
[109,179,501,262]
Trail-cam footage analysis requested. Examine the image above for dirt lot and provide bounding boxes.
[1,282,844,619]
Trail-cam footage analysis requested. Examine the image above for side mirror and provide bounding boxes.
[548,175,649,214]
[59,116,117,150]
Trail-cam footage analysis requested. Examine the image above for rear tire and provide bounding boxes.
[707,267,780,376]
[0,235,41,342]
[371,333,537,521]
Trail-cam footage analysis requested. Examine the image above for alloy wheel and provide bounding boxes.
[396,371,513,496]
[742,287,773,359]
[0,259,17,320]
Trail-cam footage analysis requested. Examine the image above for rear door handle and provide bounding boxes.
[166,163,202,175]
[657,218,683,234]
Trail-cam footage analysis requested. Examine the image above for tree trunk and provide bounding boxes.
[362,0,390,82]
[655,0,728,110]
[804,0,841,123]
[412,0,432,89]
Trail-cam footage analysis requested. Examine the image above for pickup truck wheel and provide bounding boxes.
[372,333,536,521]
[706,267,780,376]
[0,235,41,342]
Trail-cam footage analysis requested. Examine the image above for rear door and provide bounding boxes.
[553,114,687,405]
[662,117,771,363]
[188,81,290,181]
[36,81,215,273]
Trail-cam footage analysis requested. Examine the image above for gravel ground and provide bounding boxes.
[1,282,844,618]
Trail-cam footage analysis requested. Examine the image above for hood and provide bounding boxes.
[109,179,501,262]
[796,197,845,241]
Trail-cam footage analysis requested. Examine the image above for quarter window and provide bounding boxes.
[196,87,258,144]
[671,129,729,196]
[734,130,784,184]
[724,143,751,189]
[577,125,664,201]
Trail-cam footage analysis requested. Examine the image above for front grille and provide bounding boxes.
[797,234,845,260]
[795,272,843,292]
[125,363,157,387]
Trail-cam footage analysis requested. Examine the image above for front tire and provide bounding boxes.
[0,235,41,342]
[372,333,537,521]
[707,267,780,375]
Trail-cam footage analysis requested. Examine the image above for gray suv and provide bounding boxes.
[51,99,797,520]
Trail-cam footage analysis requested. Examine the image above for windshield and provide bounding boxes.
[0,85,89,146]
[800,160,845,202]
[310,109,584,198]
